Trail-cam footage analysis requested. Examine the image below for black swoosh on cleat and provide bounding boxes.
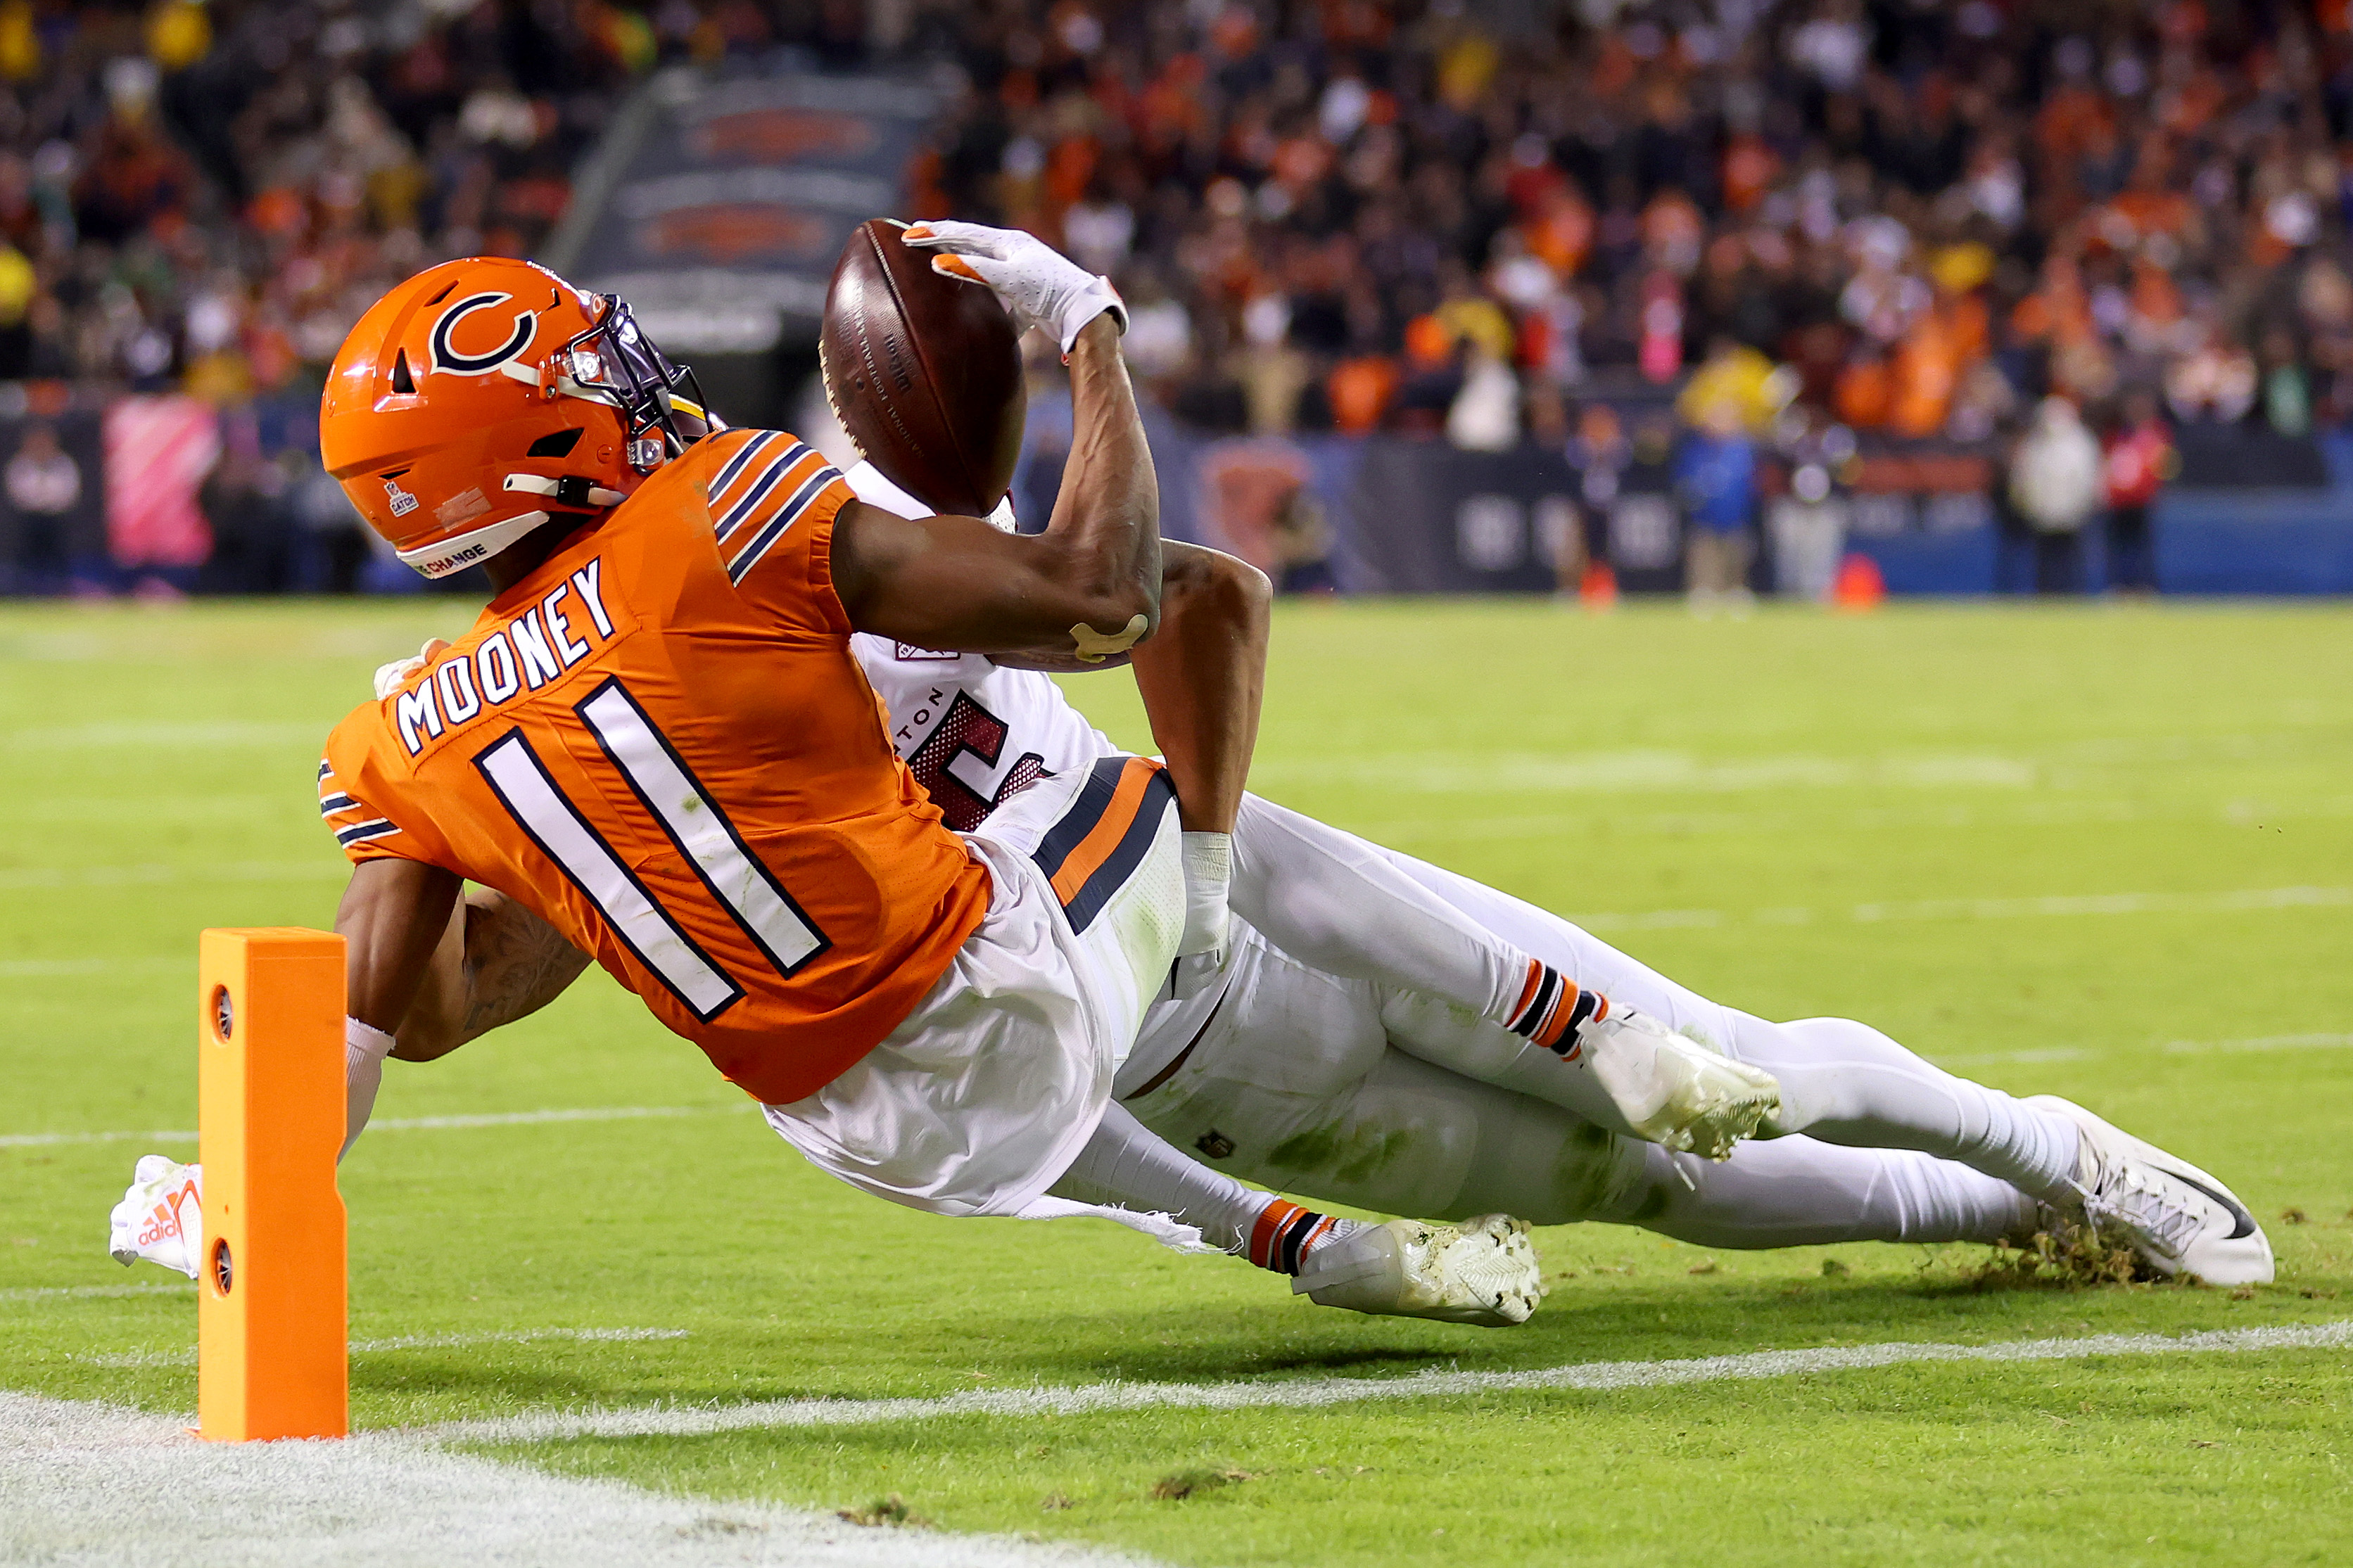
[2169,1169,2258,1240]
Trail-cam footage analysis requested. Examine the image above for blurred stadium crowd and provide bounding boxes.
[3,0,2351,594]
[925,0,2353,450]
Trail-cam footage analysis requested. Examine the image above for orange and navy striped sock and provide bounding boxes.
[1502,958,1607,1062]
[1247,1199,1347,1275]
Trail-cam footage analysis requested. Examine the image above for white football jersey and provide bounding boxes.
[843,462,1124,831]
[842,461,1217,1075]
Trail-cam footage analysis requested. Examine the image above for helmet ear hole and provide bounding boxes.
[526,427,583,458]
[391,350,416,395]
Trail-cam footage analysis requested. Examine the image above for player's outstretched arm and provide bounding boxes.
[989,541,1268,833]
[396,887,592,1064]
[333,857,459,1158]
[1127,541,1268,836]
[831,314,1159,658]
[338,858,464,1035]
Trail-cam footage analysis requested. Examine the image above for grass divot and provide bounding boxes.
[1150,1467,1257,1501]
[1970,1228,2151,1290]
[836,1494,932,1528]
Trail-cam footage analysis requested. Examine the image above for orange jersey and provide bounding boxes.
[319,430,992,1104]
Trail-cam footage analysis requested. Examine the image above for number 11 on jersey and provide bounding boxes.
[475,676,829,1021]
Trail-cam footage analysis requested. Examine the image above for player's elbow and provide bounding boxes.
[1161,542,1271,637]
[1047,544,1162,645]
[1070,584,1160,651]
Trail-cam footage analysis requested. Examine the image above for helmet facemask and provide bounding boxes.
[551,295,714,472]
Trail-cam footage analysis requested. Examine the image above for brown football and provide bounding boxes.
[820,218,1025,518]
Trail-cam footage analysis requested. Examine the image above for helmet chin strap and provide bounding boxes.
[396,507,562,580]
[397,470,638,579]
[502,473,629,508]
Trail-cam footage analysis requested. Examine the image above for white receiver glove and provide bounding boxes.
[1172,831,1231,1000]
[901,220,1127,357]
[372,638,452,701]
[343,1016,396,1161]
[108,1155,203,1279]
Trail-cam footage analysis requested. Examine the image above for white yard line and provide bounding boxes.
[0,1104,749,1148]
[3,721,329,748]
[11,1322,2342,1564]
[1935,1032,2353,1069]
[0,1390,1153,1568]
[1564,884,2353,933]
[0,1128,198,1147]
[424,1320,2353,1443]
[0,957,186,979]
[75,1328,692,1370]
[2165,1031,2353,1054]
[0,1282,194,1302]
[0,860,345,891]
[362,1104,750,1132]
[1930,1047,2097,1068]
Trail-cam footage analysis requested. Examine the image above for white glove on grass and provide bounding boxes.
[372,638,452,701]
[108,1155,203,1279]
[901,220,1127,357]
[1172,831,1232,1000]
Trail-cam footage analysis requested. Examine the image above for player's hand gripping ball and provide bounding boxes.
[900,220,1127,357]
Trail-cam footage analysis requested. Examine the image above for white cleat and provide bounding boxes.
[2027,1095,2274,1286]
[1293,1213,1545,1327]
[1585,1008,1781,1160]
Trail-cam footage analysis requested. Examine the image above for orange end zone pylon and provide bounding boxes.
[197,927,349,1441]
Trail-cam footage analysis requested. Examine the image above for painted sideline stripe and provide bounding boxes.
[1934,1032,2353,1069]
[421,1321,2353,1443]
[0,1104,749,1147]
[78,1327,690,1369]
[1564,884,2353,934]
[0,860,343,891]
[4,1390,1141,1568]
[0,957,184,979]
[3,720,328,748]
[2165,1031,2353,1054]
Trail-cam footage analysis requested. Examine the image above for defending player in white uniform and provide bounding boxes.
[843,461,2274,1289]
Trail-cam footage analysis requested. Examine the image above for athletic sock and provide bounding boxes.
[1498,959,1605,1057]
[1048,1102,1359,1263]
[1245,1199,1361,1274]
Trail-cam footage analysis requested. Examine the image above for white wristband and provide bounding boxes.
[1057,276,1129,358]
[342,1016,396,1163]
[1178,831,1232,957]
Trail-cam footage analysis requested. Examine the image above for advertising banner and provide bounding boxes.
[547,58,937,358]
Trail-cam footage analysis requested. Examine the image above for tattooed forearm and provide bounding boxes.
[456,891,592,1040]
[392,887,589,1062]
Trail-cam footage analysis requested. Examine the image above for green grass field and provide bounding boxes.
[5,599,2352,1565]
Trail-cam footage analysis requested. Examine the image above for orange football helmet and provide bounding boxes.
[320,257,717,578]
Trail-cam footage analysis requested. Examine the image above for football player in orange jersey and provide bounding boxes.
[310,228,1549,1323]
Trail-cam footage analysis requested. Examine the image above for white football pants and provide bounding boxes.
[1103,793,2074,1246]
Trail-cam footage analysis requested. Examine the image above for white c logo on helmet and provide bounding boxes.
[428,293,537,376]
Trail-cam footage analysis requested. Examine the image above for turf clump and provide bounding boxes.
[835,1494,930,1528]
[1970,1226,2152,1289]
[1150,1467,1257,1500]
